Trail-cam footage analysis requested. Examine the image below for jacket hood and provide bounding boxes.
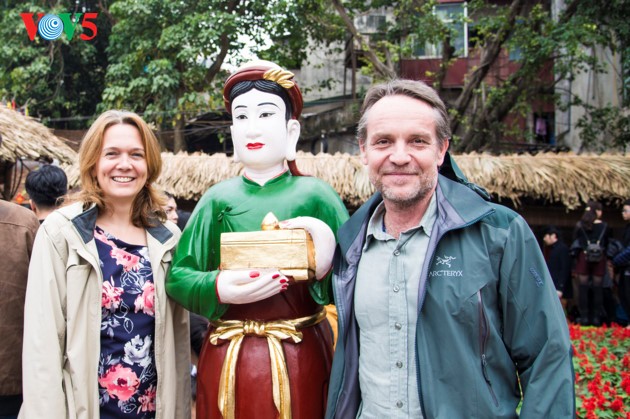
[440,151,491,201]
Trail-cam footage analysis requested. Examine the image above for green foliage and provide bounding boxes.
[101,0,345,148]
[0,0,110,126]
[259,0,345,70]
[326,0,630,152]
[101,0,234,123]
[576,102,630,152]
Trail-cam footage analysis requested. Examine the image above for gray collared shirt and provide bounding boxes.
[354,193,437,419]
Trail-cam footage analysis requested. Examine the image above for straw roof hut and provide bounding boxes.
[0,107,77,200]
[65,151,630,212]
[0,107,76,164]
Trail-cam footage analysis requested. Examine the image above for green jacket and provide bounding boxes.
[326,157,574,418]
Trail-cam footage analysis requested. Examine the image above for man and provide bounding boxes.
[0,200,40,418]
[612,199,630,327]
[24,164,67,222]
[163,191,179,225]
[326,80,574,418]
[542,226,572,299]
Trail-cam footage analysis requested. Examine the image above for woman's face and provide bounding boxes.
[95,123,148,207]
[230,89,298,172]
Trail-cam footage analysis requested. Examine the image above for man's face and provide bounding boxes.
[360,94,448,208]
[622,205,630,222]
[543,233,557,247]
[164,197,178,224]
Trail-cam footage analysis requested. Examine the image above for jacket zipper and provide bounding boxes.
[415,211,493,417]
[478,291,499,407]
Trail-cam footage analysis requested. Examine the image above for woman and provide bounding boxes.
[20,110,190,418]
[167,61,349,419]
[572,206,610,326]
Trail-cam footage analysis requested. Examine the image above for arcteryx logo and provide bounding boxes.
[20,12,98,41]
[435,255,456,268]
[430,255,463,277]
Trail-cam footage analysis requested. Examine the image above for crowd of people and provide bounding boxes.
[1,60,628,418]
[541,200,630,328]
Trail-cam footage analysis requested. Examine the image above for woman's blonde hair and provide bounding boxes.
[74,110,166,227]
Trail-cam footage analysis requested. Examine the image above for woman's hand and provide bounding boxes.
[280,216,335,280]
[216,269,288,304]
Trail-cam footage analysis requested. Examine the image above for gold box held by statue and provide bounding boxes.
[219,213,316,281]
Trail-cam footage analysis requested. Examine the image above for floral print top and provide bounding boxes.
[95,226,157,418]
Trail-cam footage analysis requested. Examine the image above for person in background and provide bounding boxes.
[572,206,610,326]
[542,226,572,302]
[163,191,179,225]
[0,200,39,419]
[326,79,574,418]
[587,200,618,324]
[24,164,68,223]
[587,200,604,223]
[612,199,630,327]
[19,110,190,419]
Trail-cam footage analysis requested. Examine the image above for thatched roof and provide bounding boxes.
[65,151,630,210]
[0,107,77,164]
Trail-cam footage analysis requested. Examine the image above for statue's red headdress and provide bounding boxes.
[223,61,304,119]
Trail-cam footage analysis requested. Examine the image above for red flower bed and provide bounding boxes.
[571,323,630,418]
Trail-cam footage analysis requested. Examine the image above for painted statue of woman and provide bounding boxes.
[166,61,348,419]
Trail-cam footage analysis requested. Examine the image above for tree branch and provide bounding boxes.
[97,0,116,26]
[451,0,527,136]
[330,0,397,79]
[455,0,584,152]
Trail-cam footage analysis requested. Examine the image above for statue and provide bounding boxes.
[166,60,349,419]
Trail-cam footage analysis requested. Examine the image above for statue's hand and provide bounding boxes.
[216,269,288,304]
[280,216,335,280]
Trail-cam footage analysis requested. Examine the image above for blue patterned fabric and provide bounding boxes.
[94,227,157,418]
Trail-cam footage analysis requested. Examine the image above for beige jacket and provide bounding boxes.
[19,202,191,419]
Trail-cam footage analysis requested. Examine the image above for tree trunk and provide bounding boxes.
[173,114,186,153]
[455,0,582,153]
[331,0,397,79]
[156,128,167,150]
[434,35,455,92]
[450,0,527,137]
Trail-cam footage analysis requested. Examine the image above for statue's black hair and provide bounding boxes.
[229,79,293,121]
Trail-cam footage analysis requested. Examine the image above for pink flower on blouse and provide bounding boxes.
[110,247,142,272]
[138,384,156,412]
[98,364,140,402]
[94,229,116,248]
[134,281,155,316]
[102,279,124,310]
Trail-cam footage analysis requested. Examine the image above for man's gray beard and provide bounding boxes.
[373,170,438,209]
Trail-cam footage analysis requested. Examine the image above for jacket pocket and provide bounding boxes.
[478,291,499,408]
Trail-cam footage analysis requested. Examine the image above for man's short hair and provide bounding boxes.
[25,164,68,208]
[356,79,451,149]
[542,225,561,240]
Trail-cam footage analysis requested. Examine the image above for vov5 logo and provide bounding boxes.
[21,12,98,41]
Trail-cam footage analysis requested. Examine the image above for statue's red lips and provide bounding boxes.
[246,143,265,150]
